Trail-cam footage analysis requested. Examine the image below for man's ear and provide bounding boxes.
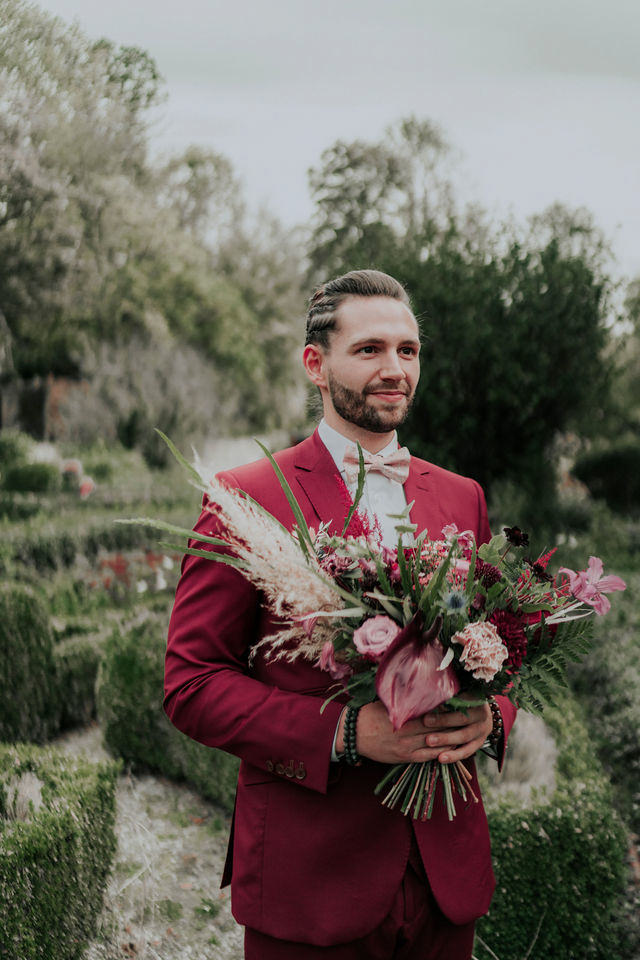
[302,343,328,388]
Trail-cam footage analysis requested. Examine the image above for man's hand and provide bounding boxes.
[336,699,493,765]
[421,699,493,764]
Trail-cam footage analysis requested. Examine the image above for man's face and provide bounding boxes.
[318,296,421,435]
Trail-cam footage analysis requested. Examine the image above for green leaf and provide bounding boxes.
[155,429,206,489]
[342,443,367,536]
[116,517,228,548]
[254,439,314,559]
[164,545,248,569]
[477,534,506,564]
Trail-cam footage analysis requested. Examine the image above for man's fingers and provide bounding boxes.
[438,738,485,763]
[422,708,483,729]
[424,722,485,748]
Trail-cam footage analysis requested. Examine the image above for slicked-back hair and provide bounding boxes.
[305,269,413,349]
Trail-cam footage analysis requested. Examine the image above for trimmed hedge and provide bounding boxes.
[0,743,119,960]
[0,587,59,743]
[573,440,640,514]
[54,636,102,731]
[97,618,239,812]
[0,493,43,522]
[2,462,61,494]
[0,517,170,576]
[0,585,103,743]
[570,570,640,833]
[0,430,31,474]
[477,702,629,960]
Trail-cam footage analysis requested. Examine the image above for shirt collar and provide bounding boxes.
[317,418,399,477]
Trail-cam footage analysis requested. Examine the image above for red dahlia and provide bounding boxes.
[475,558,503,588]
[489,609,528,670]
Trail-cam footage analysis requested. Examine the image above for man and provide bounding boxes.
[164,269,516,959]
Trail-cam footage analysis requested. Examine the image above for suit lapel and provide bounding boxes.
[292,431,352,534]
[293,431,445,543]
[404,460,445,542]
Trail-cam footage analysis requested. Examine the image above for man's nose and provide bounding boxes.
[379,352,406,380]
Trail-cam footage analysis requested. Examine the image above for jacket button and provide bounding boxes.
[284,764,294,778]
[295,763,306,780]
[266,760,274,772]
[275,762,285,775]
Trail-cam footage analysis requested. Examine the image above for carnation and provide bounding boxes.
[353,615,401,661]
[451,621,509,681]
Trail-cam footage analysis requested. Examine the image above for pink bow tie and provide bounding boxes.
[343,445,411,485]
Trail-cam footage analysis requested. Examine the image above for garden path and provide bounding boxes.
[54,724,243,960]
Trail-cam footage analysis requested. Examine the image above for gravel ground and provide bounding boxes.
[54,725,243,960]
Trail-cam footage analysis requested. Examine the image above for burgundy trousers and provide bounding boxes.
[244,839,476,960]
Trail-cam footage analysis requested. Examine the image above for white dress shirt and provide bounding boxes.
[317,419,409,548]
[317,419,411,760]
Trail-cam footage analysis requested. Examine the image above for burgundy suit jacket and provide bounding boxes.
[164,430,517,945]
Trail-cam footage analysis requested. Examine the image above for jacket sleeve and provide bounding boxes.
[163,489,344,795]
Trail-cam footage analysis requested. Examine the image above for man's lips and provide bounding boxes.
[368,390,409,401]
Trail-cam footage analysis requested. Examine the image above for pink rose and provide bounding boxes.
[451,621,508,681]
[317,641,351,680]
[353,615,401,660]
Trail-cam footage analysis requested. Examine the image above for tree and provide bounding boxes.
[307,120,615,503]
[307,117,453,280]
[0,0,306,441]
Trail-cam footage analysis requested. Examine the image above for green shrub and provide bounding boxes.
[97,618,239,812]
[86,458,113,482]
[0,743,118,960]
[476,702,628,960]
[53,635,103,731]
[0,520,153,576]
[573,440,640,514]
[2,463,61,494]
[570,570,640,832]
[0,586,59,743]
[0,493,43,521]
[0,430,32,474]
[0,586,105,744]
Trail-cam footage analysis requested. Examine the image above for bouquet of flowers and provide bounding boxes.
[131,435,626,821]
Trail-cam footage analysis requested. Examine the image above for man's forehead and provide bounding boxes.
[334,296,419,339]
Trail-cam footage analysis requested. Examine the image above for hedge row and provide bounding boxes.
[97,618,239,813]
[477,702,629,960]
[570,570,640,833]
[0,520,153,575]
[0,743,119,960]
[573,439,640,514]
[0,586,103,744]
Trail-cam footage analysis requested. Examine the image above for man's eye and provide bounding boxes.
[358,346,376,354]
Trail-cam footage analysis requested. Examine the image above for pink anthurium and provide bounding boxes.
[375,613,460,730]
[558,556,626,615]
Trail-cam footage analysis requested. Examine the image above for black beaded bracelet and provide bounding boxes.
[343,705,362,766]
[487,696,503,748]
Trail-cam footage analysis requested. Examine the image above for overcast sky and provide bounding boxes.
[41,0,640,280]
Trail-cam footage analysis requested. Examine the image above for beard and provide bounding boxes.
[326,371,414,433]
